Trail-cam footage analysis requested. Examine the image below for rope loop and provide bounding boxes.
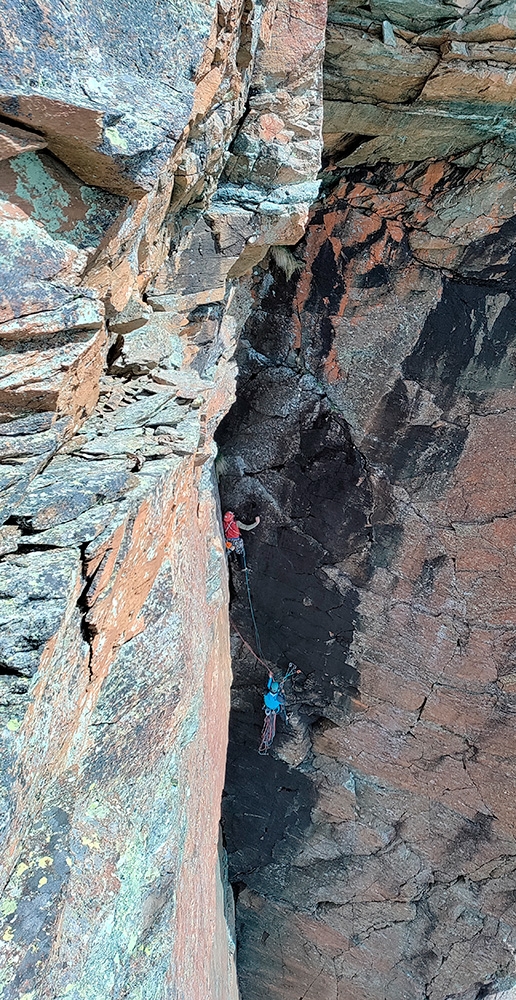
[258,709,277,755]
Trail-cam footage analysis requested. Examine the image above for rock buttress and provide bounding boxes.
[0,0,325,996]
[219,4,516,997]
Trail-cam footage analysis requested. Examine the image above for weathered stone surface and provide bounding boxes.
[0,327,107,423]
[0,150,125,253]
[0,0,214,195]
[0,1,305,995]
[0,526,21,557]
[0,201,89,322]
[8,0,516,999]
[12,458,139,530]
[111,313,186,375]
[323,0,516,166]
[219,130,516,999]
[0,363,242,1000]
[324,26,439,103]
[0,123,47,162]
[0,447,238,1000]
[323,97,489,163]
[0,8,289,968]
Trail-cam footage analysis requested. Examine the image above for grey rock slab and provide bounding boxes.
[0,463,29,494]
[142,401,188,427]
[0,412,59,436]
[12,458,139,530]
[0,456,52,527]
[112,391,178,430]
[0,548,80,678]
[108,295,152,334]
[154,411,201,456]
[25,503,120,548]
[149,370,214,397]
[30,455,132,483]
[0,426,63,461]
[0,294,104,341]
[367,0,456,31]
[73,427,180,461]
[72,427,146,460]
[0,525,21,556]
[113,313,185,373]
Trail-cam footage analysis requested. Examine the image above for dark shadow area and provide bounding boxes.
[217,259,373,896]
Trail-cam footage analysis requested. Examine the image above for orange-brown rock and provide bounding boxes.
[4,1,516,1000]
[0,0,327,995]
[0,122,47,161]
[219,143,516,1000]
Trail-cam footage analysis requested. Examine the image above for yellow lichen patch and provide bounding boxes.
[6,719,21,732]
[15,862,29,877]
[37,876,48,888]
[0,899,17,917]
[2,927,14,942]
[37,857,53,868]
[81,836,101,850]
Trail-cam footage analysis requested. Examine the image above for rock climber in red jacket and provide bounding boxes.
[223,511,260,568]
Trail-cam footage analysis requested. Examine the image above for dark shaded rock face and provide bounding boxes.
[219,158,516,1000]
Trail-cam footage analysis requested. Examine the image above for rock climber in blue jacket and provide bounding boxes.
[259,665,299,754]
[263,675,287,720]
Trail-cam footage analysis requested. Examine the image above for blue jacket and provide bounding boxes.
[264,690,282,711]
[264,676,285,713]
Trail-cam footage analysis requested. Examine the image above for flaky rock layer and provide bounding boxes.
[0,0,324,995]
[1,1,516,999]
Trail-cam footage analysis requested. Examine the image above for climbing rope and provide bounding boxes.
[242,547,264,661]
[228,616,270,670]
[223,510,303,756]
[258,710,277,755]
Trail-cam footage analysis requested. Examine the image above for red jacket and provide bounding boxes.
[223,511,241,541]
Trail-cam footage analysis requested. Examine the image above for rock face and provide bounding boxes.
[324,0,516,165]
[218,5,516,1000]
[2,0,516,999]
[0,0,324,996]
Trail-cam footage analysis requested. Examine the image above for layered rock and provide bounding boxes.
[3,0,516,998]
[324,0,516,165]
[218,5,516,999]
[0,0,325,996]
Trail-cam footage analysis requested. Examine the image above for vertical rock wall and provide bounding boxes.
[3,0,516,998]
[219,4,516,999]
[0,0,324,996]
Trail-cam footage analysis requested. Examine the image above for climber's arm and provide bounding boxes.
[236,516,260,531]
